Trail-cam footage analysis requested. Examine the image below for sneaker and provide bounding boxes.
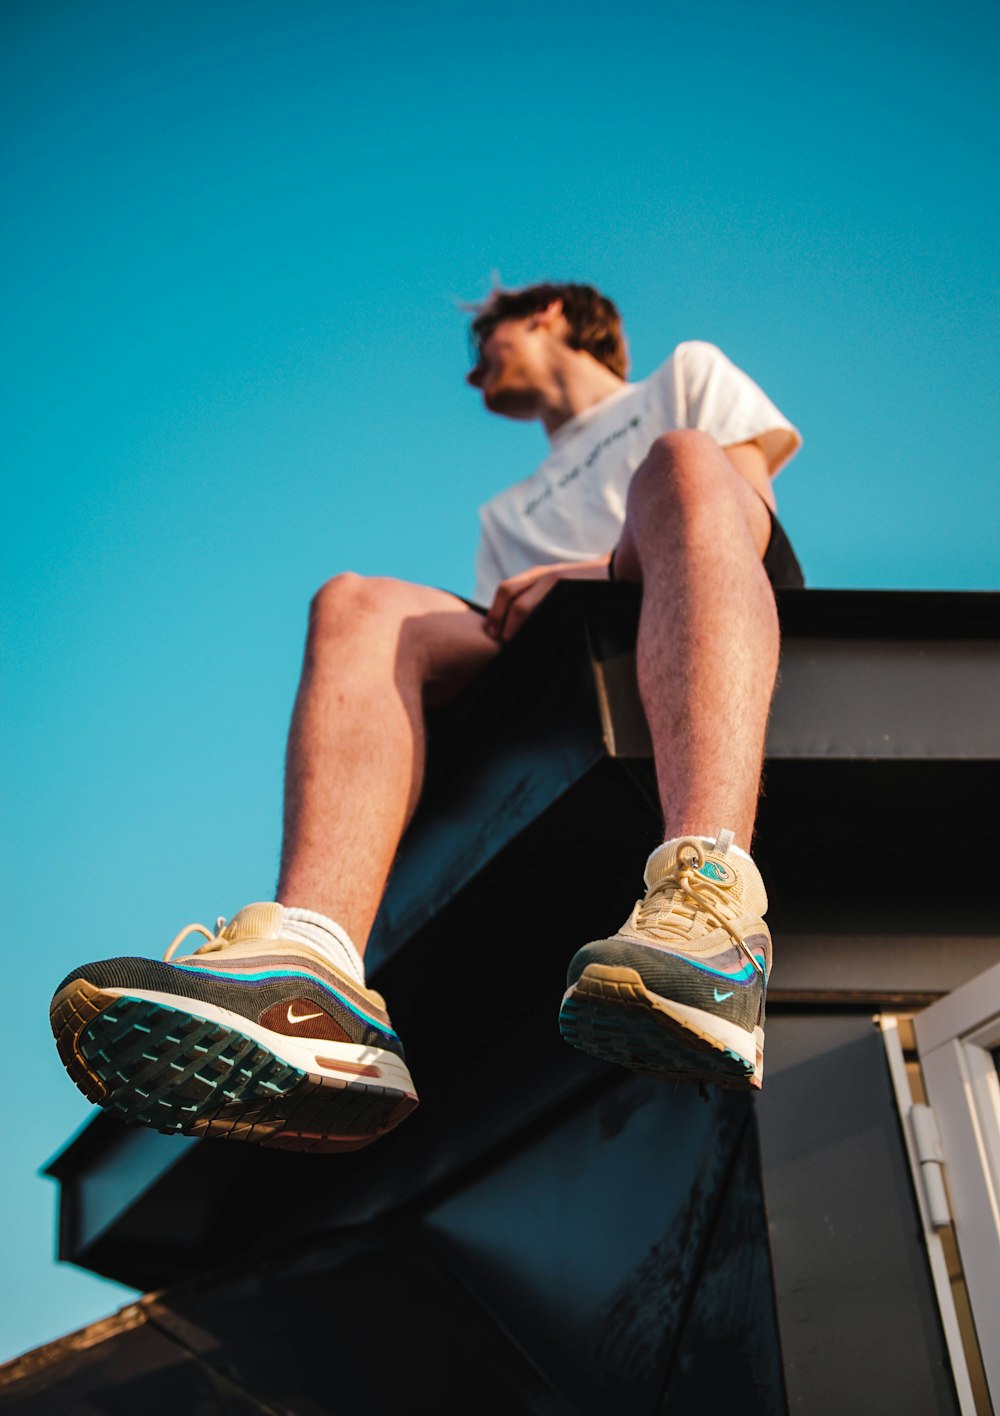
[50,903,418,1152]
[558,833,770,1089]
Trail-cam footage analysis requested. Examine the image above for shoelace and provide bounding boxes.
[636,838,764,976]
[164,917,229,962]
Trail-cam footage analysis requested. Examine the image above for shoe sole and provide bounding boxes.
[559,964,763,1090]
[51,978,418,1153]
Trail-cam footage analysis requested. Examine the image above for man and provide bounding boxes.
[51,283,802,1153]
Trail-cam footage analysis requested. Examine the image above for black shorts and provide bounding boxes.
[761,508,805,589]
[464,509,804,612]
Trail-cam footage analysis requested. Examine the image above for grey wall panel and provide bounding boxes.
[758,1015,959,1415]
[596,640,1000,762]
[769,639,1000,760]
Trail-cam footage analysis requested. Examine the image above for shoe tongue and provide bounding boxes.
[644,837,768,914]
[645,838,717,887]
[223,902,285,943]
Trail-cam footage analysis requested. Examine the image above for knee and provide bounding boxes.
[307,572,409,644]
[628,430,722,515]
[652,428,717,460]
[309,570,367,628]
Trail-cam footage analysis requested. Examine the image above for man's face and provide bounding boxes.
[467,316,551,420]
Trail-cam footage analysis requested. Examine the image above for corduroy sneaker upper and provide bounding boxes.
[559,833,770,1089]
[50,903,418,1152]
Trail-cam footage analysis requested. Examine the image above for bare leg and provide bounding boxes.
[277,575,498,951]
[614,431,779,850]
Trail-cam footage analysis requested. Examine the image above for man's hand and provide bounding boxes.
[485,555,613,643]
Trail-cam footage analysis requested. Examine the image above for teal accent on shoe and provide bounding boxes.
[636,951,761,985]
[169,962,398,1036]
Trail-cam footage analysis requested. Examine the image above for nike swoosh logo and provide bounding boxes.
[286,1004,324,1026]
[713,988,734,1002]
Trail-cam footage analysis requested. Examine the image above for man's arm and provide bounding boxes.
[485,555,612,643]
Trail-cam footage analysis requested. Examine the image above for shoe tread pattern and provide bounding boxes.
[51,981,416,1153]
[559,965,759,1090]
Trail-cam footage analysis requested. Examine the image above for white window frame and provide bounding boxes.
[915,957,1000,1407]
[881,1017,978,1415]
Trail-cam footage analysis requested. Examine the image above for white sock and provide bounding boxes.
[281,907,365,985]
[649,831,754,871]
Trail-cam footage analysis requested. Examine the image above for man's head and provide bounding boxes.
[466,282,627,419]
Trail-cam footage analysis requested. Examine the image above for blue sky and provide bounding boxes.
[2,0,998,1365]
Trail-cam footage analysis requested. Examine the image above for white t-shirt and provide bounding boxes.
[471,341,801,605]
